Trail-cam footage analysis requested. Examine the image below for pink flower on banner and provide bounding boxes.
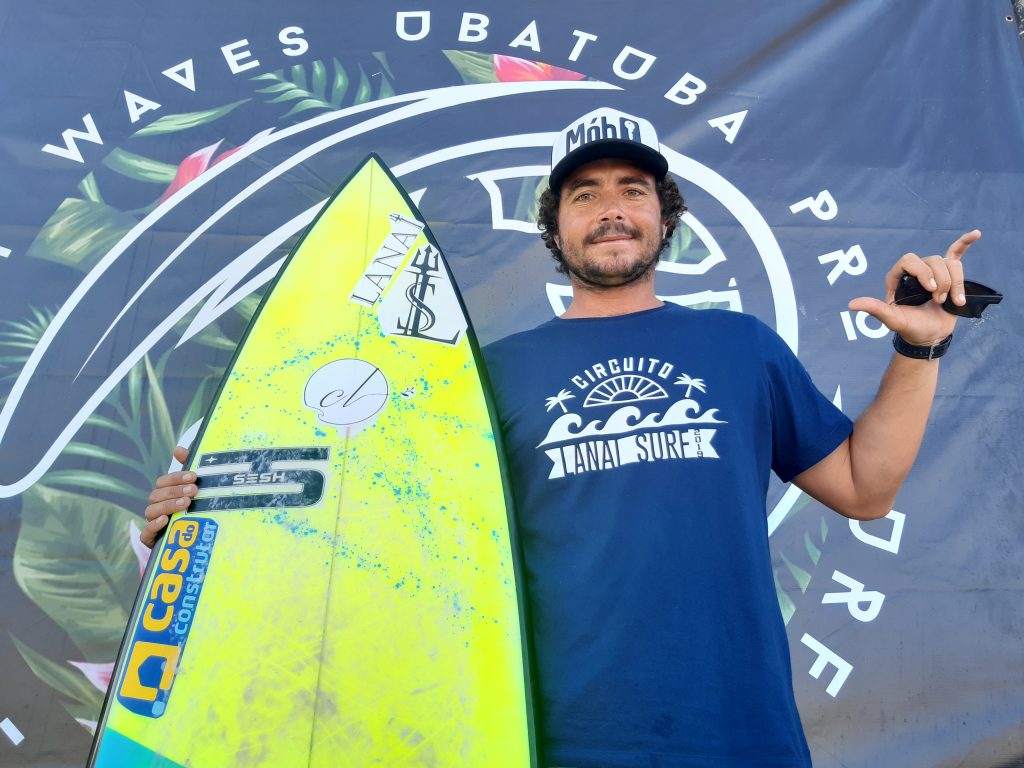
[68,660,114,693]
[493,55,585,82]
[158,128,274,205]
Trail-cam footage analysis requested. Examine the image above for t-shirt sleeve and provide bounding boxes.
[758,322,853,483]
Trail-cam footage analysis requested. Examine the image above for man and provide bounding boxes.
[142,108,978,766]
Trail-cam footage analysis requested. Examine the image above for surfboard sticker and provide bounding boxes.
[90,155,537,767]
[115,517,218,718]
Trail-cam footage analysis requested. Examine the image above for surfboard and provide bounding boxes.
[88,155,538,767]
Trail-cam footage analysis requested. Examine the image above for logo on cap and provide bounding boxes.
[563,112,643,155]
[550,107,666,191]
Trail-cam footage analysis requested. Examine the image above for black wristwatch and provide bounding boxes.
[892,332,953,360]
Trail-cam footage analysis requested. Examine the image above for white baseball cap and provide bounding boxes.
[549,107,668,193]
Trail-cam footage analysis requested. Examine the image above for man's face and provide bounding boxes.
[554,158,665,289]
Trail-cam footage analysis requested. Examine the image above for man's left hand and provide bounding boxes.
[848,229,981,346]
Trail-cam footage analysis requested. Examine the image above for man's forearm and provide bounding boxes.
[793,351,942,521]
[846,352,941,517]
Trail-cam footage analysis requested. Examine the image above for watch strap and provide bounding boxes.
[892,332,953,360]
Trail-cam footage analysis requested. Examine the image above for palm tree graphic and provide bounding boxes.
[545,388,576,414]
[674,374,707,398]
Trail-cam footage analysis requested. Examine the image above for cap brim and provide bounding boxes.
[549,139,669,193]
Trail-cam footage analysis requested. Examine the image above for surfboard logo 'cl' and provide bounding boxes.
[304,359,390,428]
[116,517,218,718]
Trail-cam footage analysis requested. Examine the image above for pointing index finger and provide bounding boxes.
[944,229,981,262]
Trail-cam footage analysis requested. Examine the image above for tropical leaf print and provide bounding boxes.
[34,309,231,504]
[50,353,202,499]
[101,149,178,183]
[13,485,142,661]
[25,197,141,271]
[444,50,499,85]
[774,506,829,625]
[10,636,106,729]
[0,305,54,380]
[513,175,548,225]
[663,222,710,265]
[9,483,147,730]
[251,57,395,120]
[77,172,103,204]
[131,98,250,137]
[231,294,262,323]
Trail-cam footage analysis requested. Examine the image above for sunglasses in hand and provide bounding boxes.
[894,273,1003,318]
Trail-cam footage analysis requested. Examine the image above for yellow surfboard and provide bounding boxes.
[89,155,538,767]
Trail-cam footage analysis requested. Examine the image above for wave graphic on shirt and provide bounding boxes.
[538,399,726,447]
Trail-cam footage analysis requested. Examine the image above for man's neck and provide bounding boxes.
[560,278,663,319]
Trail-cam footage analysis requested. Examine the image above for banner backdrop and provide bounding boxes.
[0,2,1021,765]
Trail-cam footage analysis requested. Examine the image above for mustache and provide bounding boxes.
[584,222,642,245]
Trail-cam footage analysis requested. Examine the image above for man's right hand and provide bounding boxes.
[141,446,198,548]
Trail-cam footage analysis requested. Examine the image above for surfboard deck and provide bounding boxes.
[88,154,537,767]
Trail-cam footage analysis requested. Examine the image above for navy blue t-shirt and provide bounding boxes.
[483,304,852,768]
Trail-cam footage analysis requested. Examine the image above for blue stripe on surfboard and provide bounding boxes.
[94,729,186,768]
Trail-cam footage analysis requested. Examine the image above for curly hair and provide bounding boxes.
[537,175,687,275]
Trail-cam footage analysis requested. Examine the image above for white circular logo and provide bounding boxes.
[303,358,389,427]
